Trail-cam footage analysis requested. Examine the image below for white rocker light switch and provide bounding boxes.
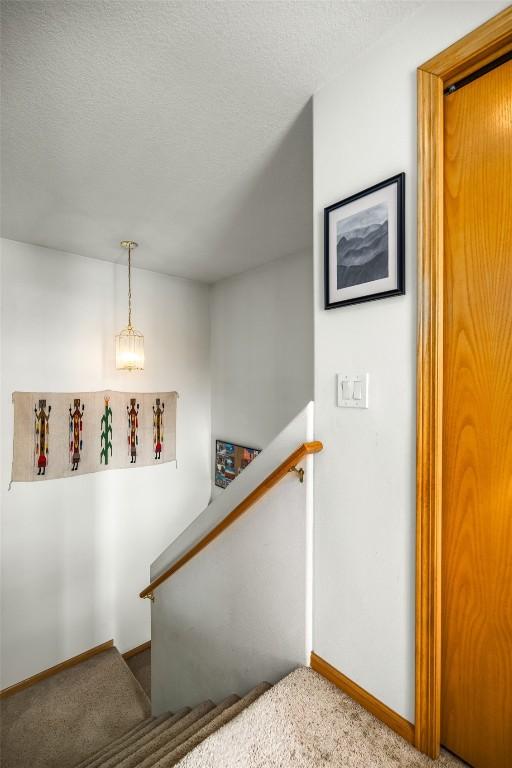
[337,373,369,409]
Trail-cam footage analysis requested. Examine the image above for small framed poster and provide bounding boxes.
[324,173,405,310]
[215,439,261,489]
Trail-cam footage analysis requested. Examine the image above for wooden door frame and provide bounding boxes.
[415,7,512,758]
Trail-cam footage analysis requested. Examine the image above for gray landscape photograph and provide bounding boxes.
[337,202,389,289]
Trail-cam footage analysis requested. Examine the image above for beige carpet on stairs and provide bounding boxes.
[0,647,151,768]
[155,682,271,768]
[77,710,190,768]
[175,667,467,768]
[72,683,270,768]
[126,650,151,699]
[96,699,217,768]
[0,656,471,768]
[134,696,240,768]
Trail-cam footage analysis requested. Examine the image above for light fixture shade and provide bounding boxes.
[115,325,145,371]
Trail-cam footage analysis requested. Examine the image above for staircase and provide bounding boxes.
[0,644,466,767]
[0,644,270,768]
[74,682,270,768]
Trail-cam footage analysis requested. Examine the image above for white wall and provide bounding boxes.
[0,238,211,688]
[312,2,506,722]
[210,251,313,479]
[151,403,314,714]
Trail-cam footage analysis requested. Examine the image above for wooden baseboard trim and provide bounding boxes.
[310,651,415,745]
[122,640,151,660]
[0,639,114,700]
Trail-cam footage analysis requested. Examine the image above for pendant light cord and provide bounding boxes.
[128,243,132,328]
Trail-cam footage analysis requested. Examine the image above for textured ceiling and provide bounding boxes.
[1,1,421,281]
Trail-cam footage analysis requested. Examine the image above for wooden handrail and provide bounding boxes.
[139,440,323,599]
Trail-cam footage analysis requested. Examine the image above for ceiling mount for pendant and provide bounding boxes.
[115,239,144,371]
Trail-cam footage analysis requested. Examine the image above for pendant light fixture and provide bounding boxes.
[115,240,144,371]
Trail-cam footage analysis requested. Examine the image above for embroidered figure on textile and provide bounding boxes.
[153,398,165,460]
[69,399,84,471]
[127,398,139,463]
[100,396,113,465]
[34,400,51,475]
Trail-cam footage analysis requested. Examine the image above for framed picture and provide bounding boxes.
[324,172,405,310]
[215,439,261,489]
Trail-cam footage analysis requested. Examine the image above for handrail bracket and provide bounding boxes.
[143,592,155,603]
[288,465,305,483]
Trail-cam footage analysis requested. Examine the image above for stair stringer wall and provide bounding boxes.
[150,402,314,713]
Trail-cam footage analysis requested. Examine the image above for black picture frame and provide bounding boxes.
[324,172,405,310]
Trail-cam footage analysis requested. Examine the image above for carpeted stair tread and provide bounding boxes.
[132,695,240,768]
[105,701,217,768]
[125,650,151,699]
[74,717,158,768]
[78,712,181,768]
[155,683,271,768]
[91,709,194,768]
[0,647,151,768]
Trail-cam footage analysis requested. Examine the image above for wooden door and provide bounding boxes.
[442,58,512,768]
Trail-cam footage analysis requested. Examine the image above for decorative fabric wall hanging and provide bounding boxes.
[10,390,177,483]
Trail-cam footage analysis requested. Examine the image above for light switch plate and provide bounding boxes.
[337,373,369,408]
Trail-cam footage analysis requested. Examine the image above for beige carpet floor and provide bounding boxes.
[176,667,467,768]
[126,649,151,699]
[0,647,151,768]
